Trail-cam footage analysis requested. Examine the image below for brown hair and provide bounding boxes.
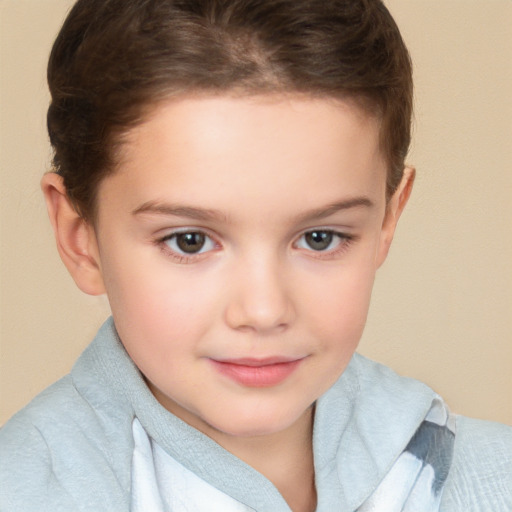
[47,0,413,220]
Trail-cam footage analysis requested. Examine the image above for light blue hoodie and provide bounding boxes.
[0,318,510,511]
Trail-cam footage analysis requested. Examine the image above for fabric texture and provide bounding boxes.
[0,317,511,511]
[357,398,456,512]
[131,399,456,512]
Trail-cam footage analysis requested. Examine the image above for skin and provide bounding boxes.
[42,94,414,512]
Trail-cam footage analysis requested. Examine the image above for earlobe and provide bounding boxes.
[376,166,415,268]
[41,173,106,296]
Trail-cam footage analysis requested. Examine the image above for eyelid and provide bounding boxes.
[157,227,221,262]
[295,229,347,247]
[159,226,215,239]
[154,226,355,263]
[294,228,355,257]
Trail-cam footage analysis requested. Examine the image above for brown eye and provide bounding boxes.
[304,230,334,251]
[163,231,215,255]
[175,232,206,253]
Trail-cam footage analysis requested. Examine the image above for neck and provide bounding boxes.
[149,381,317,511]
[211,406,317,512]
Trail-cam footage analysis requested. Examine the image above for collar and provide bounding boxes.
[73,318,436,511]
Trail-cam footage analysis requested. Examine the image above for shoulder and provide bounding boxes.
[0,376,83,510]
[0,374,131,511]
[349,355,512,510]
[441,416,512,511]
[0,375,84,457]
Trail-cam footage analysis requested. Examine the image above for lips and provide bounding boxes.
[209,357,304,387]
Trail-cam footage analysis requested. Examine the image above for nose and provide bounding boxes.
[224,254,295,334]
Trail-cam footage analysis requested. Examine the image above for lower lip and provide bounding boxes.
[210,359,302,387]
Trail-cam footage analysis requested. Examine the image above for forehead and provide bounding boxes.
[98,94,387,219]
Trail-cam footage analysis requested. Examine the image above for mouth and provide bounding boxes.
[209,357,304,388]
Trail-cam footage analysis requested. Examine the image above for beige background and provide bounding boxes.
[1,0,511,426]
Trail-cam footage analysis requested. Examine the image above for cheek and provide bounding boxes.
[100,251,219,356]
[299,261,376,348]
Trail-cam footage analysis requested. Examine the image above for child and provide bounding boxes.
[0,0,510,510]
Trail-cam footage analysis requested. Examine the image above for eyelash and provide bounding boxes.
[156,228,355,263]
[294,230,354,259]
[157,230,219,264]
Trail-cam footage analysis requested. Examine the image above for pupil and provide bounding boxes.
[306,231,332,251]
[176,232,205,253]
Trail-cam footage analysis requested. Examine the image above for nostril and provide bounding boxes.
[224,287,294,334]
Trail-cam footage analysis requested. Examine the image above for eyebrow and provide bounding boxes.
[132,196,374,223]
[132,201,227,222]
[295,197,374,223]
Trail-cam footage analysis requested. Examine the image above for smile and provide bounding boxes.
[209,357,304,388]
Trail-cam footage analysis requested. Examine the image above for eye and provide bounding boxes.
[163,231,216,255]
[296,230,346,252]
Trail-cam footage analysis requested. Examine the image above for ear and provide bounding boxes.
[375,166,415,268]
[41,173,106,295]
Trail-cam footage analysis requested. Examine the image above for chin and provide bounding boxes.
[207,403,313,439]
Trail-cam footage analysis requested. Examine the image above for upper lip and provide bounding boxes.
[211,356,304,367]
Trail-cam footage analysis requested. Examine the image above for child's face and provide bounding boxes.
[84,95,409,439]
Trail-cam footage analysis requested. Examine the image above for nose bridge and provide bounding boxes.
[225,248,294,333]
